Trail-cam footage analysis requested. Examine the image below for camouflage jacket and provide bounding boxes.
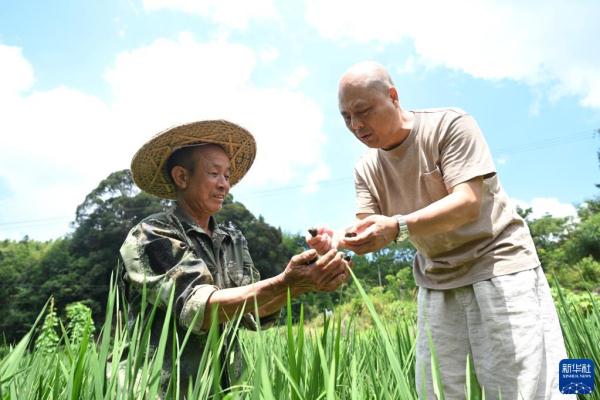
[119,206,277,390]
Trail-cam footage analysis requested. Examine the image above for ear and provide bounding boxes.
[388,86,400,104]
[170,166,189,190]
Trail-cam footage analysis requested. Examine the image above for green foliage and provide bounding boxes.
[523,201,600,293]
[69,169,170,318]
[34,298,60,356]
[553,257,600,292]
[564,213,600,261]
[555,284,600,397]
[0,238,51,339]
[65,302,95,349]
[527,214,571,250]
[2,274,600,399]
[577,197,600,221]
[0,277,421,399]
[385,266,417,293]
[516,205,533,220]
[551,285,600,316]
[33,299,97,358]
[337,286,417,330]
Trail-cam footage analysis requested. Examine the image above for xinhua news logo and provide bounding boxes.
[559,359,594,395]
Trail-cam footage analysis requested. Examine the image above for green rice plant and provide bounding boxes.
[1,273,597,399]
[34,297,60,357]
[65,302,95,350]
[554,280,600,400]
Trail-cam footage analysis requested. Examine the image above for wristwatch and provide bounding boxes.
[394,215,410,243]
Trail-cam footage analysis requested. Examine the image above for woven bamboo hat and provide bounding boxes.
[131,119,256,199]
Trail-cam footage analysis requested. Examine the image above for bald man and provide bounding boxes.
[308,62,571,399]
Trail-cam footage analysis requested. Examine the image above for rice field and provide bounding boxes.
[0,273,598,399]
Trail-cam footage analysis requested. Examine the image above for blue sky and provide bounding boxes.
[1,0,599,240]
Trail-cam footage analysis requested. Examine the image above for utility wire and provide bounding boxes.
[494,130,596,154]
[0,216,72,227]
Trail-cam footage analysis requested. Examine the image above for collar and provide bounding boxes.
[378,111,420,160]
[173,205,228,238]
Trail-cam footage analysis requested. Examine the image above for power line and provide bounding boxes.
[494,129,596,154]
[0,216,72,227]
[240,177,352,199]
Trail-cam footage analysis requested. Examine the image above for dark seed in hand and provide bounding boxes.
[308,228,318,237]
[343,254,352,262]
[345,232,357,238]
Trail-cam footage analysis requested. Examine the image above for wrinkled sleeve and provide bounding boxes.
[120,219,218,335]
[439,114,496,189]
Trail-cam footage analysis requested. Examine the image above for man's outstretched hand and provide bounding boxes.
[340,215,398,255]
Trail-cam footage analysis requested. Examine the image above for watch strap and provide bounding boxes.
[394,215,409,243]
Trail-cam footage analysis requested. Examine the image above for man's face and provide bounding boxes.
[338,84,400,149]
[182,146,231,217]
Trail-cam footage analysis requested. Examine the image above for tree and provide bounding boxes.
[596,128,600,188]
[0,238,50,341]
[564,213,600,262]
[69,169,170,319]
[527,215,570,250]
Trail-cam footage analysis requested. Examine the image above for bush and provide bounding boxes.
[65,302,95,349]
[34,298,60,356]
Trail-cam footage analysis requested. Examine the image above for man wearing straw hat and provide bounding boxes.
[120,119,351,395]
[307,62,572,399]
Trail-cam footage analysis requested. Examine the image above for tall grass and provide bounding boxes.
[555,283,600,398]
[0,274,598,399]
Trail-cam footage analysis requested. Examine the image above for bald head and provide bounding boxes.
[338,61,395,96]
[338,62,413,150]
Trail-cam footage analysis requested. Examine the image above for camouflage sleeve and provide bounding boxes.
[236,235,280,330]
[120,219,218,335]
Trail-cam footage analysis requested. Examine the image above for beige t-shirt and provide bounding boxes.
[354,108,540,289]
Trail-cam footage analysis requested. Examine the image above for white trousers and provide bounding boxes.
[416,267,575,400]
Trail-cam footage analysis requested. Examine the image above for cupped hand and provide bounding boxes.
[340,215,398,255]
[283,248,352,293]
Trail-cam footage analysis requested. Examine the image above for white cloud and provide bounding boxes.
[396,56,417,75]
[0,34,327,239]
[259,46,279,63]
[305,0,600,108]
[0,78,117,239]
[0,44,34,96]
[104,33,327,186]
[513,197,578,220]
[496,156,508,165]
[286,66,309,89]
[143,0,278,30]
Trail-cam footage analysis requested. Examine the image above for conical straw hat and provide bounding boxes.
[131,120,256,199]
